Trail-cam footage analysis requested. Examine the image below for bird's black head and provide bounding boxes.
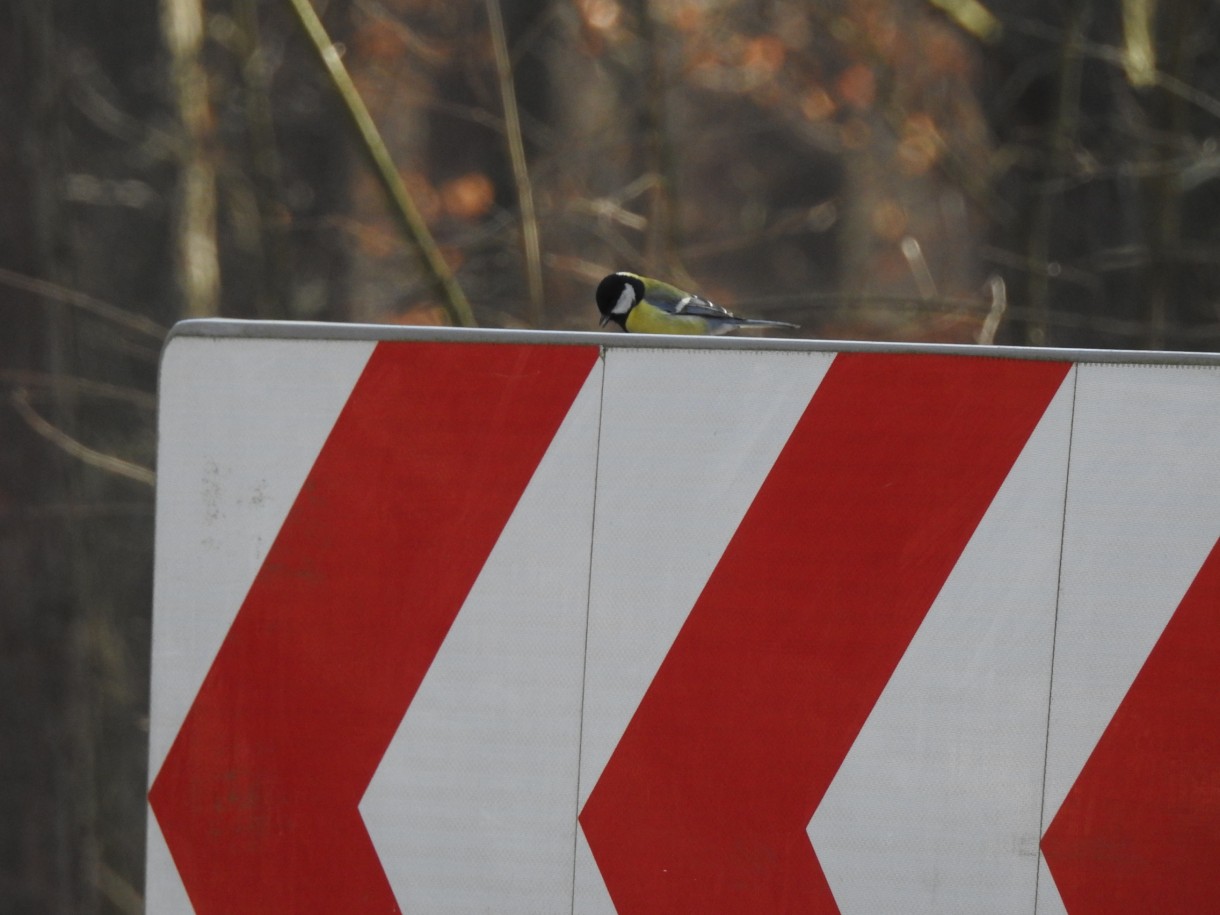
[596,272,645,329]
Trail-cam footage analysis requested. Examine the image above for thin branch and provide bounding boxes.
[1007,15,1220,123]
[485,0,544,325]
[0,266,166,340]
[980,244,1102,292]
[568,197,650,231]
[409,95,510,136]
[11,390,156,488]
[353,0,451,65]
[284,0,476,326]
[900,236,939,299]
[925,0,1001,42]
[1121,0,1157,87]
[1,371,157,410]
[748,289,1220,343]
[1025,0,1088,346]
[544,253,616,285]
[632,0,687,282]
[1,502,154,523]
[742,290,985,312]
[97,861,143,915]
[1143,0,1196,350]
[679,201,838,260]
[976,275,1008,344]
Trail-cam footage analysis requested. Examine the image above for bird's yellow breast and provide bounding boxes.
[625,301,710,335]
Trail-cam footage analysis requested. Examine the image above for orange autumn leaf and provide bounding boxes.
[801,86,837,122]
[836,63,876,111]
[440,173,495,221]
[741,35,786,75]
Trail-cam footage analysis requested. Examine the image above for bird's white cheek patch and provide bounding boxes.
[613,287,636,315]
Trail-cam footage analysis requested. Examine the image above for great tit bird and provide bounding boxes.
[596,272,798,335]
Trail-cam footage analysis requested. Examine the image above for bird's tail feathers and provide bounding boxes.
[738,317,799,329]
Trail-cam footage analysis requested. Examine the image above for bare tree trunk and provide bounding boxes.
[630,0,686,282]
[1143,0,1199,349]
[162,0,220,317]
[1024,0,1089,346]
[2,3,100,910]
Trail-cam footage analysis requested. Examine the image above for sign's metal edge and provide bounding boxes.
[164,318,1220,366]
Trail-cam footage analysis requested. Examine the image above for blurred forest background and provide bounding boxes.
[5,0,1220,909]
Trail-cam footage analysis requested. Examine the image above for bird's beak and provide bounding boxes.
[599,314,610,327]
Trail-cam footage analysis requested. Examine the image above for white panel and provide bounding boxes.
[574,831,618,915]
[808,371,1072,914]
[1034,870,1069,915]
[146,336,375,914]
[1037,363,1220,913]
[145,816,193,915]
[361,364,602,913]
[573,348,834,909]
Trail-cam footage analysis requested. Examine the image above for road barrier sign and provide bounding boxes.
[147,321,1220,914]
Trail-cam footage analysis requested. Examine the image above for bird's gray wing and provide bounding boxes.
[664,292,739,320]
[651,285,797,328]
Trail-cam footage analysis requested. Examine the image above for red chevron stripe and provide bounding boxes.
[149,341,597,914]
[1042,536,1220,914]
[580,352,1070,913]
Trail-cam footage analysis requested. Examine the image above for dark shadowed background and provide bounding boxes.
[3,0,1219,908]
